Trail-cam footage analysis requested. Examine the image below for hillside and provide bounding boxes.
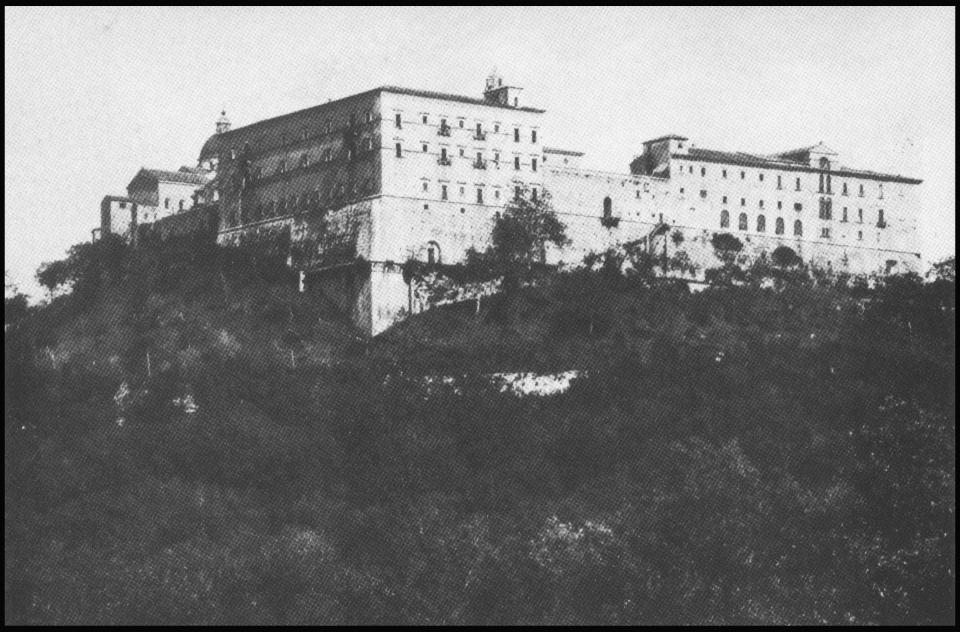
[4,236,956,625]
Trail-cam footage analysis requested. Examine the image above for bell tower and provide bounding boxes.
[483,70,523,108]
[215,109,231,134]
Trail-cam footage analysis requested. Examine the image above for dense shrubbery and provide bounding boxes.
[4,238,956,624]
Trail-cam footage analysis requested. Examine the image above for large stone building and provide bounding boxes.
[99,73,923,335]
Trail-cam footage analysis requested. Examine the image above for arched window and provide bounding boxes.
[603,196,612,218]
[178,199,184,211]
[794,219,803,236]
[775,217,785,235]
[720,209,730,228]
[756,214,766,232]
[738,213,748,231]
[426,241,441,265]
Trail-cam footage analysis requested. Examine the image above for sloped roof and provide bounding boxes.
[644,134,689,144]
[675,147,921,184]
[543,146,585,156]
[199,85,545,160]
[132,168,210,186]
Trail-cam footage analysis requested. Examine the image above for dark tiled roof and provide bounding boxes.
[136,168,210,186]
[101,195,133,203]
[543,146,585,156]
[644,134,689,144]
[199,85,545,160]
[674,148,921,184]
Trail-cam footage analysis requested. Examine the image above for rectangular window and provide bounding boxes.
[119,201,127,209]
[796,177,801,191]
[531,130,537,143]
[514,156,520,170]
[722,169,727,178]
[164,198,170,209]
[741,171,746,179]
[701,167,706,176]
[531,157,537,172]
[740,198,746,206]
[858,231,863,240]
[821,227,831,238]
[514,128,520,142]
[759,200,764,208]
[842,207,848,222]
[722,195,728,204]
[395,113,402,128]
[422,115,428,124]
[858,208,863,222]
[777,201,782,210]
[441,185,448,200]
[477,188,483,204]
[777,175,782,189]
[422,182,428,192]
[700,190,707,198]
[422,144,428,152]
[395,143,402,158]
[794,202,803,211]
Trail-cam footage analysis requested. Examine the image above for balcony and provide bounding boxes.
[473,131,486,141]
[437,125,451,137]
[472,159,487,170]
[877,219,887,229]
[600,215,621,229]
[437,156,452,166]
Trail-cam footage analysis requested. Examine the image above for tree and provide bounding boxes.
[464,189,569,294]
[771,245,801,268]
[927,256,955,283]
[710,233,743,264]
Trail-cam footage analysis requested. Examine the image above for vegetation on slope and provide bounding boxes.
[4,233,956,624]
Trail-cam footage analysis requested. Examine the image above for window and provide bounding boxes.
[365,111,372,124]
[842,207,848,222]
[531,130,537,143]
[821,227,831,238]
[514,156,520,170]
[738,213,748,231]
[514,128,520,142]
[395,113,402,128]
[689,166,694,174]
[775,217,785,235]
[441,185,448,200]
[741,171,746,179]
[757,215,766,232]
[722,169,727,178]
[531,188,538,202]
[858,230,863,241]
[164,198,170,209]
[458,119,464,128]
[440,147,448,163]
[877,209,886,227]
[427,245,436,265]
[720,210,730,228]
[842,182,848,195]
[701,167,706,176]
[494,189,500,200]
[494,152,500,164]
[393,142,402,158]
[794,220,803,236]
[680,187,685,194]
[759,200,765,209]
[722,195,728,204]
[422,144,428,152]
[422,181,429,192]
[741,197,746,206]
[531,157,537,172]
[178,200,185,211]
[777,201,782,210]
[858,183,864,197]
[878,183,884,199]
[459,147,465,157]
[477,188,483,204]
[777,175,782,189]
[515,186,522,200]
[459,186,465,195]
[759,173,764,182]
[795,177,801,191]
[794,202,802,211]
[494,124,500,133]
[700,189,707,198]
[603,196,613,218]
[858,208,863,223]
[818,197,832,220]
[422,115,428,124]
[119,201,127,209]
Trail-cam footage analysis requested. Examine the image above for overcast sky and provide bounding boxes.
[5,6,955,297]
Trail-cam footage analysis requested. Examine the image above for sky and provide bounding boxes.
[5,6,955,297]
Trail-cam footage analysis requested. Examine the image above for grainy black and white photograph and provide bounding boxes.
[4,6,956,626]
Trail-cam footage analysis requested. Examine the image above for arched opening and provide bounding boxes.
[720,209,730,228]
[775,217,785,235]
[602,196,612,218]
[426,241,441,265]
[794,219,803,236]
[756,214,766,232]
[738,213,748,231]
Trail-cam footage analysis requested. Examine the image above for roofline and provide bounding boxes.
[207,85,546,141]
[670,152,922,184]
[543,146,585,156]
[644,135,689,144]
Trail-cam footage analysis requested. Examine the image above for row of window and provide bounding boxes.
[421,180,539,204]
[718,211,871,241]
[224,110,379,160]
[677,162,886,198]
[394,113,537,144]
[687,190,888,227]
[396,142,539,171]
